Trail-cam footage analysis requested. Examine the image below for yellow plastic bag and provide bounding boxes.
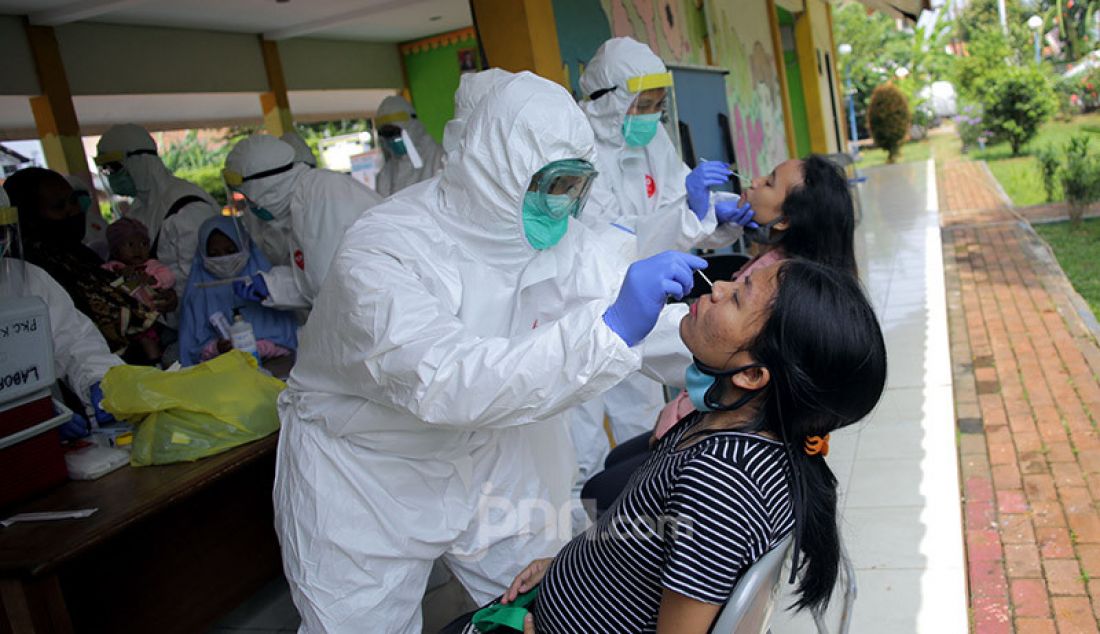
[100,351,286,466]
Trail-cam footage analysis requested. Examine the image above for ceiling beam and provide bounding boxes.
[263,0,438,40]
[29,0,153,26]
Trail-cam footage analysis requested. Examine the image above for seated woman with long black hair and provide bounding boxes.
[445,257,886,633]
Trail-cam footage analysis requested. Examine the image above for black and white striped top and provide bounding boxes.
[533,415,795,633]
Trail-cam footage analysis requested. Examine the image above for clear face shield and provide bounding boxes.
[621,72,674,148]
[221,163,293,224]
[527,159,599,220]
[0,204,28,297]
[94,148,155,215]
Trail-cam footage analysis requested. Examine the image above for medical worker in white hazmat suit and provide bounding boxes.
[570,37,758,484]
[374,95,445,197]
[272,72,704,633]
[223,135,384,310]
[95,124,218,298]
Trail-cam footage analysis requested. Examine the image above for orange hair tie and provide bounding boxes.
[804,434,830,457]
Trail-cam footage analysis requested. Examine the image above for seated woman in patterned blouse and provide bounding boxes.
[465,258,887,634]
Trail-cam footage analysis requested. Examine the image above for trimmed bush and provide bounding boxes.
[982,66,1056,156]
[1061,135,1100,226]
[867,83,911,163]
[1035,144,1061,203]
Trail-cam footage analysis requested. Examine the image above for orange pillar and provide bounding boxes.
[24,21,91,181]
[469,0,567,88]
[258,38,295,136]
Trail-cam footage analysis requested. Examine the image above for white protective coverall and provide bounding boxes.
[1,262,124,406]
[280,131,318,167]
[373,95,444,197]
[225,135,384,310]
[96,124,217,298]
[569,37,744,481]
[273,72,689,633]
[441,68,515,163]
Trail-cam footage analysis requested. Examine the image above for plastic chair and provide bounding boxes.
[710,535,793,634]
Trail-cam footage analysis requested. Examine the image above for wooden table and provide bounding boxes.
[0,434,281,634]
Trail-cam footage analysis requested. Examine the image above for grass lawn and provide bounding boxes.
[974,112,1100,206]
[1034,218,1100,319]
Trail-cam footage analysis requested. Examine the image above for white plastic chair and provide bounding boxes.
[710,535,794,634]
[711,535,858,634]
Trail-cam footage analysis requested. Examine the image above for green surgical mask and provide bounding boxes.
[108,169,137,197]
[622,113,662,147]
[387,137,408,157]
[523,192,571,250]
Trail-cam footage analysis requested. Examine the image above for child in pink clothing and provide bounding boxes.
[103,217,175,308]
[103,217,176,364]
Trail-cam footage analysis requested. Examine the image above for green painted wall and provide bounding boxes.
[778,8,811,158]
[403,35,481,142]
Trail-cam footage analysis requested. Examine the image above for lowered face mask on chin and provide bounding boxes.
[684,358,767,412]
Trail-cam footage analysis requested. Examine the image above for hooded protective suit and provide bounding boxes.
[225,135,384,309]
[96,124,217,297]
[579,37,741,257]
[280,131,318,167]
[373,95,444,197]
[441,68,515,162]
[0,189,123,407]
[272,72,690,633]
[570,37,747,484]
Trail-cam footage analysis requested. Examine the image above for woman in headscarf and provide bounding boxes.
[178,215,297,367]
[4,167,161,363]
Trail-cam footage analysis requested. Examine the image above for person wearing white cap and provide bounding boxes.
[223,134,383,310]
[95,123,218,297]
[373,95,444,197]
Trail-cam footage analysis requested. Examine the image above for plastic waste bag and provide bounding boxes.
[100,351,285,466]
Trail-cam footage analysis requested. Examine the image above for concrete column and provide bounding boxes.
[259,38,294,136]
[24,21,91,180]
[469,0,567,88]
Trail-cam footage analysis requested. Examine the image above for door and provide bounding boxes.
[778,7,812,158]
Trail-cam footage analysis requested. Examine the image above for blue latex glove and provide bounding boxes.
[60,410,91,441]
[685,161,732,220]
[89,381,115,426]
[715,195,759,229]
[604,251,708,347]
[233,273,269,303]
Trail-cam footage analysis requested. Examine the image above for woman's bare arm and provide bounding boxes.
[656,588,723,634]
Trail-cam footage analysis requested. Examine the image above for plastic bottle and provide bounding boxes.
[229,310,261,365]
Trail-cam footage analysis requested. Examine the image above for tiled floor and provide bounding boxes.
[772,160,968,633]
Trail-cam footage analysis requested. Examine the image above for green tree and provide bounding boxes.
[982,65,1057,155]
[867,83,911,162]
[953,28,1015,103]
[955,0,1033,52]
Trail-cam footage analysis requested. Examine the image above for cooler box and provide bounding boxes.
[0,394,72,508]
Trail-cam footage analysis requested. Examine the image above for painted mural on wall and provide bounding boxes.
[595,0,789,176]
[705,0,789,176]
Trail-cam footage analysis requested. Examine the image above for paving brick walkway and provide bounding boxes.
[940,158,1100,633]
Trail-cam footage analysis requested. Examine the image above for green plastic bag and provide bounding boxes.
[100,351,286,466]
[471,588,538,632]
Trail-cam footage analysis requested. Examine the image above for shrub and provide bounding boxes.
[982,66,1057,156]
[867,83,911,163]
[175,165,227,206]
[1060,135,1100,226]
[954,104,992,152]
[1035,145,1062,203]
